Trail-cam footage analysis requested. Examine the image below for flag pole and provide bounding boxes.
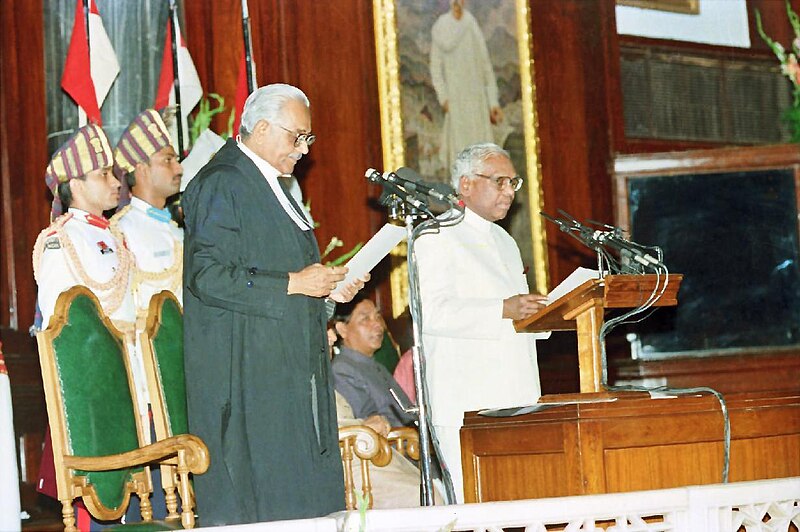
[168,0,184,159]
[241,0,256,93]
[79,0,90,127]
[83,0,90,56]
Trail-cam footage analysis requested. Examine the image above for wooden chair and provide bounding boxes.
[139,290,191,522]
[36,286,209,531]
[386,427,419,460]
[338,425,420,510]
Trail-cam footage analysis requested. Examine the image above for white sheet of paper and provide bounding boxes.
[330,224,407,296]
[478,396,618,417]
[547,266,600,304]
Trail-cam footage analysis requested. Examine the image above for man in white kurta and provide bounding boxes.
[111,109,184,323]
[430,0,503,172]
[415,143,547,502]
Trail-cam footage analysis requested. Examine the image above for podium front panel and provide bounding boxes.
[460,391,800,503]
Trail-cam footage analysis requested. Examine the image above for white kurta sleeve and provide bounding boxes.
[414,234,508,340]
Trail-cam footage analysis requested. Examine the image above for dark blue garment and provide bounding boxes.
[182,140,343,525]
[332,346,417,427]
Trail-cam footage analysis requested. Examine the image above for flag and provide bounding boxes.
[233,52,248,136]
[155,11,203,152]
[0,344,21,532]
[88,0,120,110]
[61,0,119,125]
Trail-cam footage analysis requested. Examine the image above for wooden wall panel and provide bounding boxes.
[0,0,51,521]
[0,0,49,332]
[530,0,616,287]
[286,1,385,260]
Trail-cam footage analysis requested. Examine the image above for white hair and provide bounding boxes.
[450,142,510,190]
[239,83,310,137]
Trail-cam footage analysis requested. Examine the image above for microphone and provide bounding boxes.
[593,231,648,266]
[391,167,463,207]
[596,231,661,265]
[365,168,429,211]
[541,210,662,267]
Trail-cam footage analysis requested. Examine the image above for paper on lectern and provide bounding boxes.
[546,267,600,304]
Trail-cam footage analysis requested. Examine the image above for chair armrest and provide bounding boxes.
[387,427,419,460]
[338,425,392,467]
[62,434,209,475]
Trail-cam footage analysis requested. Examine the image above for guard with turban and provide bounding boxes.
[32,123,146,515]
[110,109,184,320]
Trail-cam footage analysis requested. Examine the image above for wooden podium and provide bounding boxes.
[459,273,800,502]
[515,273,682,393]
[460,389,800,502]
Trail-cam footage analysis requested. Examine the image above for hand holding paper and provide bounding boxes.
[329,224,407,298]
[329,273,370,303]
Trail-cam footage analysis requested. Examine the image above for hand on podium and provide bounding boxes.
[503,294,548,320]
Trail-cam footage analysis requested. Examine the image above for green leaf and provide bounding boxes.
[755,9,787,63]
[190,93,228,145]
[787,0,800,41]
[355,490,368,532]
[327,243,363,267]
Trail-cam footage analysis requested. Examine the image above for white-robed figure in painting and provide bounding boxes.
[430,0,503,171]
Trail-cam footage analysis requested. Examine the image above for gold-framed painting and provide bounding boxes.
[616,0,699,15]
[373,0,549,317]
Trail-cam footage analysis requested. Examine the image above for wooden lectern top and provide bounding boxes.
[514,274,683,333]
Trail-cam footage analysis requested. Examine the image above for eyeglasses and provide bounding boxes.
[276,124,316,147]
[474,173,523,191]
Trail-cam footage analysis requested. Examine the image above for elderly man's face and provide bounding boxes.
[459,154,516,222]
[335,299,385,357]
[251,98,312,175]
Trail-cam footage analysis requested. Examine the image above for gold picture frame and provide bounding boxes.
[617,0,699,15]
[373,0,549,317]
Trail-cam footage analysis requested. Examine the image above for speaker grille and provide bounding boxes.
[621,45,791,144]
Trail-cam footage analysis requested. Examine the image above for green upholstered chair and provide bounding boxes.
[36,286,209,532]
[139,291,190,521]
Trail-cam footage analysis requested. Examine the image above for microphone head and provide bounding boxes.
[395,166,421,181]
[365,168,382,182]
[395,167,457,197]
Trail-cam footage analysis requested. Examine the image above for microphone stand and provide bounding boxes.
[384,192,460,505]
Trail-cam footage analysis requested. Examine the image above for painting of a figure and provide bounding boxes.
[399,0,523,180]
[429,0,504,173]
[387,0,546,292]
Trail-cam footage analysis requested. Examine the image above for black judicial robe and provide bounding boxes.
[182,140,343,525]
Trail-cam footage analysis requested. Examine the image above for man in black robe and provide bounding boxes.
[182,83,365,525]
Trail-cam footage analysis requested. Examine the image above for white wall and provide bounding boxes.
[616,0,751,48]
